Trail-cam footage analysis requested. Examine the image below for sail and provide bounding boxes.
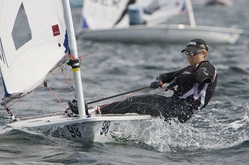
[80,0,187,30]
[0,0,68,97]
[137,0,187,24]
[81,0,130,30]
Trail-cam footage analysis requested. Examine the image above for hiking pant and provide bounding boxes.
[100,94,194,123]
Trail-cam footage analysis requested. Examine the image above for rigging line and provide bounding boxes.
[87,86,150,105]
[87,86,175,115]
[46,83,67,111]
[47,63,75,98]
[2,84,43,108]
[90,87,174,115]
[1,84,44,120]
[59,53,88,97]
[61,68,76,97]
[78,53,89,60]
[49,54,70,75]
[90,87,150,114]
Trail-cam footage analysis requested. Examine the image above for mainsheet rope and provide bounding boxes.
[88,87,168,115]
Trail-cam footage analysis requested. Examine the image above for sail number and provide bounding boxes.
[100,121,111,136]
[67,124,81,138]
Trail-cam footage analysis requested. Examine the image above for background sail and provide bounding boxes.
[137,0,187,24]
[82,0,130,30]
[0,0,68,96]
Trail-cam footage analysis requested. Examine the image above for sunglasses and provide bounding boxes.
[183,50,202,56]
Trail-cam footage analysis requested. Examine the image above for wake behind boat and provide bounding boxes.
[77,0,243,44]
[0,0,151,143]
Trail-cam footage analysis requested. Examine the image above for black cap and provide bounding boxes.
[181,39,208,53]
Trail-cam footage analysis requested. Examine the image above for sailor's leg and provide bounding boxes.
[100,95,167,116]
[160,97,193,123]
[100,94,193,122]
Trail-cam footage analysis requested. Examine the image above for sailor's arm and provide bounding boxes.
[150,70,182,89]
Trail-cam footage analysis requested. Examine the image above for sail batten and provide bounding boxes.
[0,0,68,96]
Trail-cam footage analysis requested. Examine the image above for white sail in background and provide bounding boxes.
[136,0,187,24]
[0,0,68,97]
[82,0,130,30]
[81,0,186,30]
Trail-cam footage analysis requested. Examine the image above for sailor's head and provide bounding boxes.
[181,39,209,55]
[181,39,209,65]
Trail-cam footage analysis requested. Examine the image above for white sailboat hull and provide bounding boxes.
[7,114,152,143]
[79,24,243,44]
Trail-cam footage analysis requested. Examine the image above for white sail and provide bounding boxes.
[82,0,130,30]
[0,0,68,97]
[139,0,187,24]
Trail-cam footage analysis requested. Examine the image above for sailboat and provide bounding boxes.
[0,0,151,143]
[77,0,243,44]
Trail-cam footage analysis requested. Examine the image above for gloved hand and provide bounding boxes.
[150,80,163,89]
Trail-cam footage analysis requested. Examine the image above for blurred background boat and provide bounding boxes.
[77,0,243,44]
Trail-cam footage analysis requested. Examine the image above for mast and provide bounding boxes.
[186,0,196,27]
[62,0,86,117]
